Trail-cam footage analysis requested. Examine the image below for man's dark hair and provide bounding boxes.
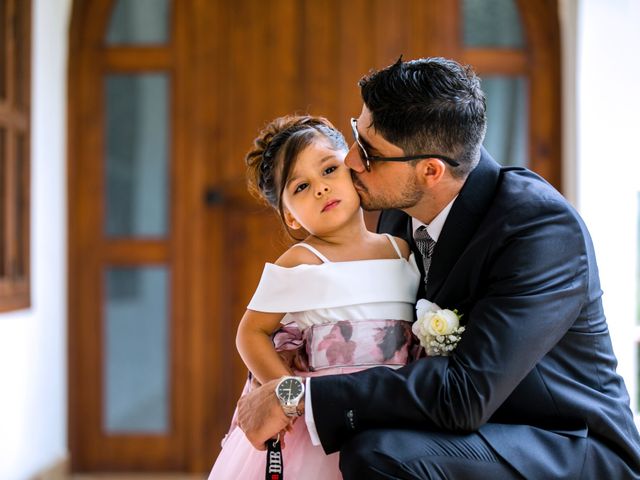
[359,57,487,177]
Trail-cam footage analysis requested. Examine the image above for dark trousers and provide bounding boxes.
[339,429,523,480]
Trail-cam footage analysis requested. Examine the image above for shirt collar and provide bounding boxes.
[411,196,457,243]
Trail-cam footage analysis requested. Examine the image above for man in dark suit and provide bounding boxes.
[238,57,640,478]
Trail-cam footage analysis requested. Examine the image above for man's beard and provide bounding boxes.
[352,173,423,211]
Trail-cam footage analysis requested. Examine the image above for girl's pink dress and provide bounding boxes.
[208,236,420,479]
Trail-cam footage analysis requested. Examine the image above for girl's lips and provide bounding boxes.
[322,199,341,212]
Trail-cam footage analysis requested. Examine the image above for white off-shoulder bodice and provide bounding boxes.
[247,239,421,330]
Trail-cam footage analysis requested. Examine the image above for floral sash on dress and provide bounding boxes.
[273,319,415,372]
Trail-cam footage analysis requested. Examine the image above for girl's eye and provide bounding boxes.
[324,165,338,175]
[294,182,308,194]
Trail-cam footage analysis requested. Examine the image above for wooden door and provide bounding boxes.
[68,0,190,471]
[68,0,560,473]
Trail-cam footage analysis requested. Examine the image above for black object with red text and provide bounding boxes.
[265,436,283,480]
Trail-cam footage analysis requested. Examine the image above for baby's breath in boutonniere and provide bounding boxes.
[412,299,465,356]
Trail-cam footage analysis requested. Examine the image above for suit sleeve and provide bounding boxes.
[309,199,590,454]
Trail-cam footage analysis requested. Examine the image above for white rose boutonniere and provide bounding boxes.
[412,299,465,356]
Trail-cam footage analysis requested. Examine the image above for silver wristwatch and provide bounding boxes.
[275,376,305,417]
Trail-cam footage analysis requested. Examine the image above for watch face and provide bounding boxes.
[276,378,303,401]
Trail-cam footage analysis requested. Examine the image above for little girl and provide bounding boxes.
[208,115,420,479]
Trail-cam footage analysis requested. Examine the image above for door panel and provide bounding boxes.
[68,0,184,470]
[103,266,170,434]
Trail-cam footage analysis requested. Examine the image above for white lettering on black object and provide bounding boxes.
[268,452,282,474]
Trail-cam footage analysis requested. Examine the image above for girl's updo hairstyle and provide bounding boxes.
[246,114,348,228]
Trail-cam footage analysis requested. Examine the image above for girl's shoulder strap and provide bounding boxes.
[382,233,403,259]
[291,242,331,263]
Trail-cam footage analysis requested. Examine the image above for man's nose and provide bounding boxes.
[345,144,366,173]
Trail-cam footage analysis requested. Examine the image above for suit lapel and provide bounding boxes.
[425,149,502,298]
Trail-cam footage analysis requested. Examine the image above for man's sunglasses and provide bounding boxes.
[350,118,460,172]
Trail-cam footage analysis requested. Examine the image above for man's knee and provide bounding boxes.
[338,428,516,480]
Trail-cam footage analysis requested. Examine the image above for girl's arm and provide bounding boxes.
[236,243,322,385]
[236,309,292,385]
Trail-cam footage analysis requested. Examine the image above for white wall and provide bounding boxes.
[0,0,71,478]
[572,0,640,412]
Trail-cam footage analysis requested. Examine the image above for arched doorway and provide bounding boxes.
[68,0,560,472]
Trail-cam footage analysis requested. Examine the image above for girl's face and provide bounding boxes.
[281,138,360,237]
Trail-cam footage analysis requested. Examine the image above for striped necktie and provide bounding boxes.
[414,225,436,287]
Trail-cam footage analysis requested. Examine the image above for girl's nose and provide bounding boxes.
[315,185,330,198]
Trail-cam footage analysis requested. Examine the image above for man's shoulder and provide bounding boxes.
[487,167,590,243]
[496,167,570,213]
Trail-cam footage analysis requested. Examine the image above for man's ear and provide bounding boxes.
[415,158,447,187]
[284,210,301,230]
